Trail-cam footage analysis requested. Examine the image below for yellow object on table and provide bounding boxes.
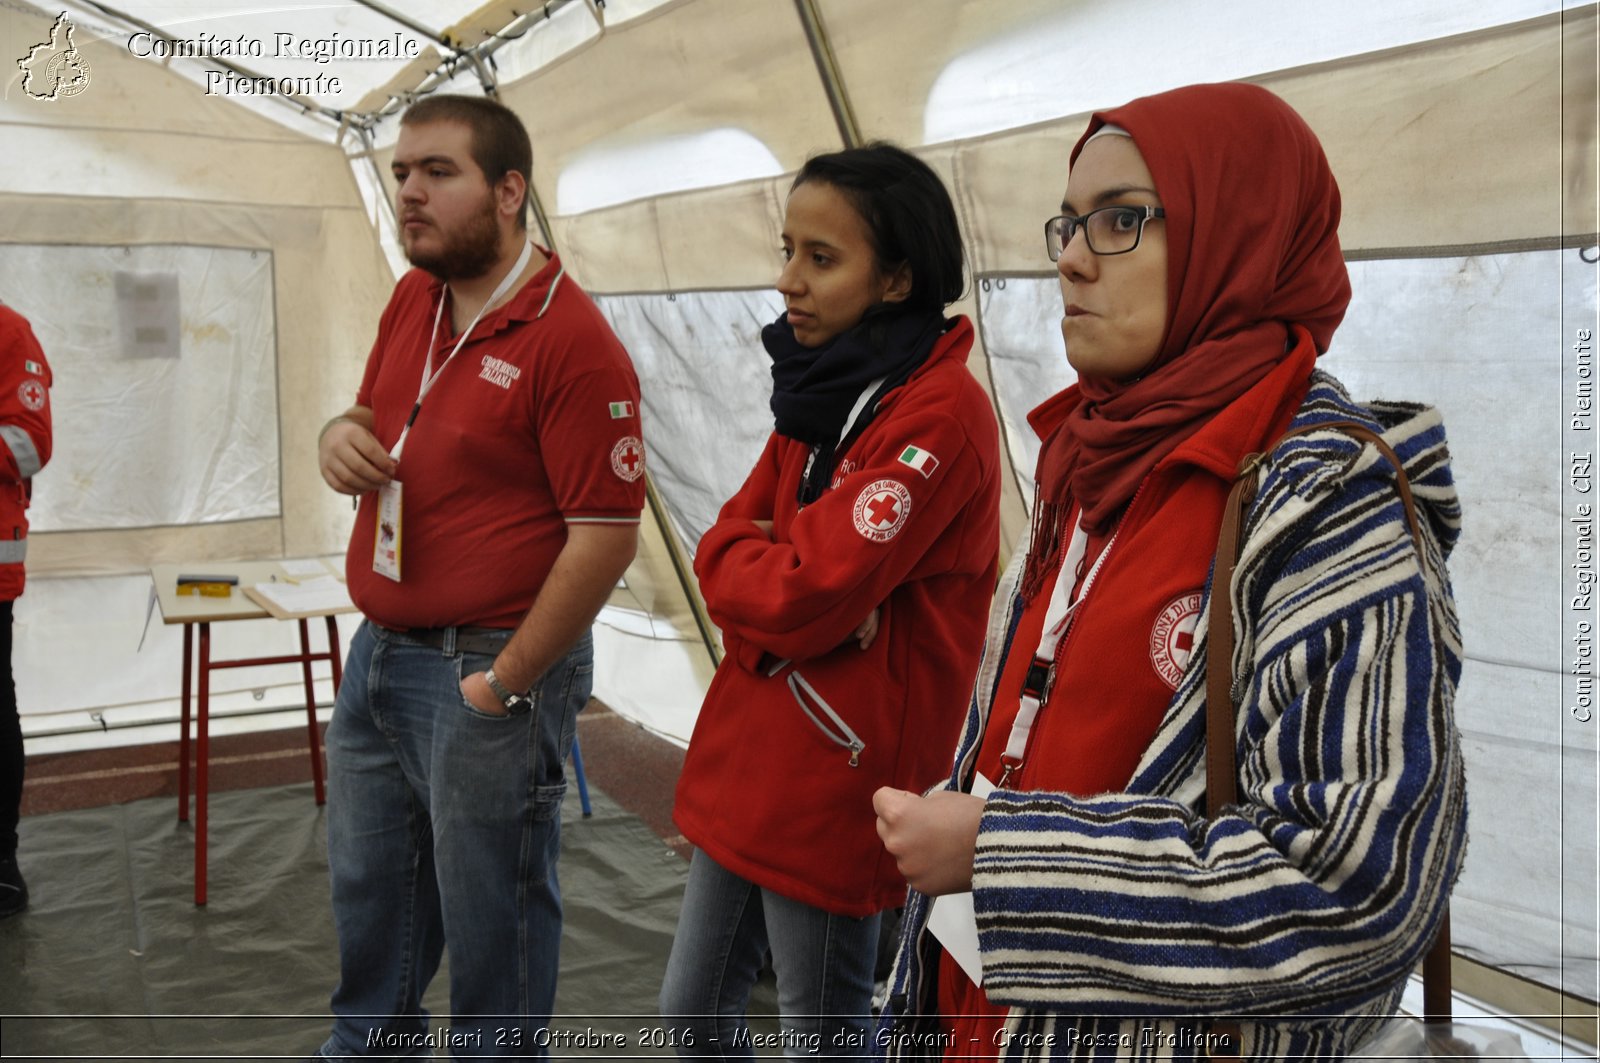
[176,582,234,597]
[176,574,239,597]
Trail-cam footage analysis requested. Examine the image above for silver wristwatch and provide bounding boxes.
[483,668,531,712]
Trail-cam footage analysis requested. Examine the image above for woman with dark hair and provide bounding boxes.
[661,143,1001,1056]
[873,83,1466,1060]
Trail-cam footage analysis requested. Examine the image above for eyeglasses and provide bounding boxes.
[1044,205,1166,260]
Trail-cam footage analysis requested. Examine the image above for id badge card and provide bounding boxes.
[925,770,996,985]
[373,479,403,581]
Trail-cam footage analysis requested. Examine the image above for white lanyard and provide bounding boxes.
[389,238,535,461]
[841,376,886,445]
[800,375,886,498]
[997,515,1117,785]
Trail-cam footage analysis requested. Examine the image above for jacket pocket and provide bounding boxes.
[768,657,867,767]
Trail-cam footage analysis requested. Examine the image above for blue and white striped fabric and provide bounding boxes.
[881,372,1467,1061]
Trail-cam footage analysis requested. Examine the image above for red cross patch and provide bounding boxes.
[851,478,912,543]
[1149,591,1203,689]
[17,379,46,412]
[610,435,645,482]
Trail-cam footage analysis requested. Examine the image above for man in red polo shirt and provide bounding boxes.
[315,95,644,1060]
[0,301,51,921]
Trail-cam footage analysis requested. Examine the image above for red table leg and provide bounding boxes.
[298,619,326,806]
[180,609,351,903]
[195,621,211,907]
[177,622,193,823]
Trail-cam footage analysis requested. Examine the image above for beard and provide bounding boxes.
[402,193,502,281]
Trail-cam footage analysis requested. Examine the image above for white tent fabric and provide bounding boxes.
[0,0,1595,1031]
[2,244,280,531]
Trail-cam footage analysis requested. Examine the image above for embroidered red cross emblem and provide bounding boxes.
[1149,591,1204,690]
[865,492,901,527]
[852,479,912,542]
[610,435,645,482]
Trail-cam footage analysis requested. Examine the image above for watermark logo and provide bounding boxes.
[17,11,91,100]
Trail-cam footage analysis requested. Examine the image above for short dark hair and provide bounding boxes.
[791,142,966,314]
[401,95,532,228]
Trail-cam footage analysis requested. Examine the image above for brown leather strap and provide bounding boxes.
[1205,454,1263,819]
[1204,421,1451,1038]
[1303,421,1424,551]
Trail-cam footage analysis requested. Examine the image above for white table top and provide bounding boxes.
[149,559,352,624]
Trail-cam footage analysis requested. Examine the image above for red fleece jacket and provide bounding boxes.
[0,306,52,601]
[674,317,1001,916]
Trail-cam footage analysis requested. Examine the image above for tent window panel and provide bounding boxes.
[1338,251,1584,669]
[1340,248,1597,1002]
[976,277,1077,511]
[974,247,1597,1001]
[594,289,780,551]
[350,157,406,281]
[0,243,281,532]
[919,0,1578,144]
[556,129,784,216]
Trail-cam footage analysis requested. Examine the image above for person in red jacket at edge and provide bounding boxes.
[0,302,51,919]
[661,143,1001,1057]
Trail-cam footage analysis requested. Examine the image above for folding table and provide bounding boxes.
[148,560,353,905]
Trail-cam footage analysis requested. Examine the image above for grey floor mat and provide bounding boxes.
[0,779,779,1059]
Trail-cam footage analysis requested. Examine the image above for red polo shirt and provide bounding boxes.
[345,253,645,629]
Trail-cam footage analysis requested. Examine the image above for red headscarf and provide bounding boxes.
[1023,83,1351,597]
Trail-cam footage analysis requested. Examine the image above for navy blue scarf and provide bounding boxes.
[764,307,946,505]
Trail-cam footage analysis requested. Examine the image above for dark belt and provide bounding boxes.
[388,624,510,656]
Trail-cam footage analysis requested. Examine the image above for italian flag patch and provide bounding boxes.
[608,401,634,419]
[897,444,939,478]
[24,360,42,376]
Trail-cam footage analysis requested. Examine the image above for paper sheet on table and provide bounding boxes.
[247,577,354,616]
[279,557,336,578]
[925,770,995,986]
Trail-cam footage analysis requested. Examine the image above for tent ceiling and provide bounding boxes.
[31,0,1587,159]
[20,0,1595,241]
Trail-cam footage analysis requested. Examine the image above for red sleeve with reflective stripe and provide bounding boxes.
[0,305,52,485]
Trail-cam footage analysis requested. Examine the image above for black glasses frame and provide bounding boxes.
[1044,205,1166,260]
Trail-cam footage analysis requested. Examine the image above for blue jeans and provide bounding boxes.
[659,848,881,1060]
[317,620,591,1061]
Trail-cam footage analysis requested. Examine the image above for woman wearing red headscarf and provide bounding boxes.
[872,83,1466,1060]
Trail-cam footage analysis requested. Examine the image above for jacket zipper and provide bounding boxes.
[766,657,866,766]
[787,672,866,766]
